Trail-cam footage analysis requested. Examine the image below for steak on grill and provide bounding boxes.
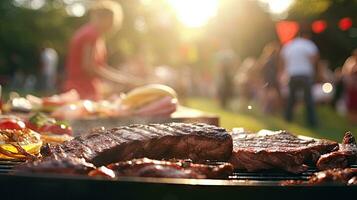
[316,132,357,170]
[19,123,232,174]
[88,158,234,179]
[16,152,96,175]
[281,168,357,186]
[308,168,357,185]
[229,130,338,173]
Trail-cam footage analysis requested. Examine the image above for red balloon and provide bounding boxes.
[276,21,299,44]
[312,20,327,34]
[339,17,352,31]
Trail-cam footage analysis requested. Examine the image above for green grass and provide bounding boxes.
[186,97,357,141]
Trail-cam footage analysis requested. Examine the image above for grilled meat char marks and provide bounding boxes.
[16,152,96,174]
[309,168,357,185]
[89,158,234,179]
[281,168,357,186]
[317,132,357,170]
[230,131,338,173]
[20,123,232,174]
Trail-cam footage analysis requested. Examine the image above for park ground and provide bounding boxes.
[186,97,357,141]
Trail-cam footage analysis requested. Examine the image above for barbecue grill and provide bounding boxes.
[1,159,356,200]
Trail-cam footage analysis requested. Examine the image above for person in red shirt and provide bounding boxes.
[64,1,140,100]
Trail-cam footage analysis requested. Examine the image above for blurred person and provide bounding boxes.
[315,60,334,83]
[63,1,141,100]
[234,57,258,109]
[256,41,282,113]
[215,40,239,108]
[10,69,25,90]
[24,74,37,92]
[281,28,319,127]
[313,60,334,103]
[331,67,346,114]
[40,44,58,93]
[342,49,357,124]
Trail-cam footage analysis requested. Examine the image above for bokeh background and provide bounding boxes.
[0,0,357,140]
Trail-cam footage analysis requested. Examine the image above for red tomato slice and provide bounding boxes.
[39,124,73,135]
[0,119,26,130]
[25,121,39,132]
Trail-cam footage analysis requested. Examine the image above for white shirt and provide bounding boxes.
[41,48,58,76]
[281,38,318,77]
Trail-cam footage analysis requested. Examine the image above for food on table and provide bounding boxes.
[316,132,357,170]
[89,158,234,179]
[50,83,181,119]
[27,112,73,135]
[0,128,42,160]
[5,84,179,119]
[51,99,127,120]
[28,90,80,112]
[26,113,74,144]
[4,96,33,113]
[229,130,338,173]
[121,84,178,117]
[18,123,232,174]
[0,116,26,130]
[133,96,177,117]
[95,100,128,117]
[39,134,74,144]
[50,101,94,120]
[0,113,73,146]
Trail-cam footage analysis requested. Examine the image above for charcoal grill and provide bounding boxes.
[0,160,356,200]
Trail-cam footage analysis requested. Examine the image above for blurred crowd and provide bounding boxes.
[2,1,357,127]
[213,28,357,126]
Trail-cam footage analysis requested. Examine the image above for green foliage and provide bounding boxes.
[0,0,84,75]
[0,0,355,79]
[289,0,357,68]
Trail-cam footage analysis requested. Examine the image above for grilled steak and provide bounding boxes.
[19,123,232,174]
[316,132,357,170]
[309,168,357,185]
[88,158,234,179]
[16,152,96,174]
[281,168,357,186]
[230,130,338,173]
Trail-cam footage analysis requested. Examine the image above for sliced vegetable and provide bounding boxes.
[28,112,73,135]
[0,118,26,130]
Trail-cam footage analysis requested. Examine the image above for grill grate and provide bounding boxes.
[229,169,315,181]
[0,159,24,174]
[0,160,356,182]
[230,165,357,182]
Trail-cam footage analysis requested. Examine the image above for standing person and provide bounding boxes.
[281,28,319,127]
[63,1,141,100]
[342,49,357,124]
[215,39,239,108]
[257,41,282,113]
[331,67,344,110]
[40,45,58,93]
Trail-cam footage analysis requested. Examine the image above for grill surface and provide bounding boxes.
[0,159,24,174]
[1,160,356,200]
[1,159,356,183]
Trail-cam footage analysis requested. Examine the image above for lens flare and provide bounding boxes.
[259,0,295,14]
[166,0,218,28]
[322,83,333,94]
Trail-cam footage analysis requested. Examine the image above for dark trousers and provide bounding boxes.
[285,75,317,127]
